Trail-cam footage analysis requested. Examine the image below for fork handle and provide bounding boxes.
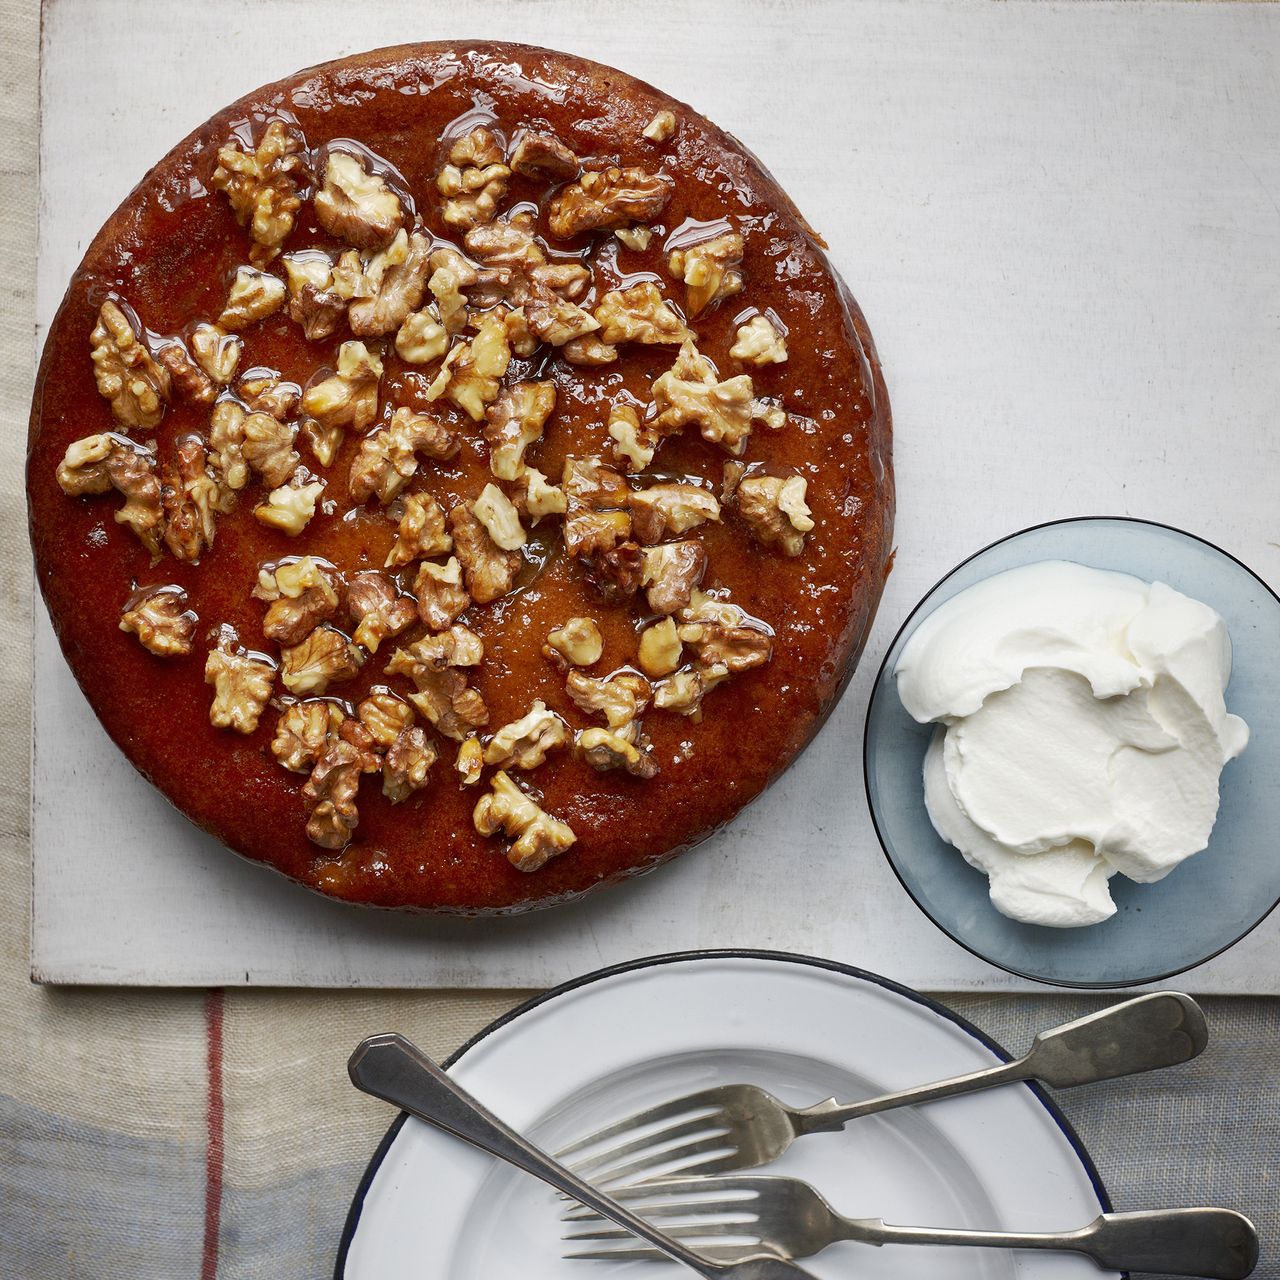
[794,1056,1029,1132]
[838,1209,1258,1279]
[348,1033,793,1280]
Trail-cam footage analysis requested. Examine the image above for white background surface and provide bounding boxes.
[31,0,1280,989]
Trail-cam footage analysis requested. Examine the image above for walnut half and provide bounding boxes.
[483,701,570,770]
[205,629,276,733]
[89,299,170,431]
[736,474,814,556]
[210,119,306,266]
[547,166,673,239]
[473,771,576,872]
[119,585,196,657]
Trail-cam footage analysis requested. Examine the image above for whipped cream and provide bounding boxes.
[896,561,1248,928]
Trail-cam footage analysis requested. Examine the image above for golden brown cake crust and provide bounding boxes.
[27,41,894,913]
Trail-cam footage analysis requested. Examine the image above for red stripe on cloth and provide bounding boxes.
[201,989,226,1280]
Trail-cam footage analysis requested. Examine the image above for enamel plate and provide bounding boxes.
[336,953,1114,1280]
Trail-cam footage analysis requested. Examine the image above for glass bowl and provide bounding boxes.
[863,516,1280,988]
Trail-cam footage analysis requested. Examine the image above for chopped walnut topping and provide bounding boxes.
[654,667,722,717]
[594,282,692,346]
[638,616,683,677]
[485,381,556,481]
[456,735,484,786]
[651,339,774,456]
[210,119,305,266]
[413,558,470,632]
[462,214,545,277]
[208,400,248,505]
[356,690,415,749]
[349,406,459,506]
[437,127,511,230]
[272,700,344,772]
[641,540,707,615]
[511,468,568,523]
[302,739,365,849]
[338,718,382,772]
[161,435,219,562]
[342,229,432,337]
[254,477,324,537]
[629,483,720,543]
[345,570,416,653]
[217,266,287,330]
[205,630,275,733]
[407,668,489,742]
[577,721,658,779]
[668,231,744,317]
[561,335,619,366]
[501,306,538,357]
[382,727,438,803]
[586,542,645,603]
[524,288,600,348]
[678,617,773,674]
[89,299,170,430]
[508,129,579,180]
[301,340,384,440]
[614,225,653,252]
[562,457,632,558]
[472,483,527,551]
[730,314,788,365]
[545,617,603,667]
[389,625,485,680]
[607,404,658,473]
[395,307,450,364]
[56,433,164,558]
[643,110,678,143]
[190,323,242,386]
[254,556,341,646]
[238,369,300,420]
[450,502,521,604]
[426,313,512,421]
[547,166,673,239]
[473,770,576,872]
[297,416,339,469]
[281,252,347,342]
[736,474,814,556]
[385,492,452,567]
[427,247,482,334]
[280,624,364,695]
[566,668,653,730]
[155,339,217,405]
[314,150,404,249]
[119,585,196,656]
[483,700,570,770]
[721,459,747,503]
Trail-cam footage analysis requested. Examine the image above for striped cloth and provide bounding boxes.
[0,3,1274,1278]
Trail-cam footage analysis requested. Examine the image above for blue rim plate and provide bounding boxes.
[864,516,1280,989]
[334,950,1115,1279]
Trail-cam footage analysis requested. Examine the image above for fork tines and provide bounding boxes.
[561,1178,765,1262]
[556,1088,742,1184]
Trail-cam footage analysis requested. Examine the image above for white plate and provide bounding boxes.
[337,953,1114,1280]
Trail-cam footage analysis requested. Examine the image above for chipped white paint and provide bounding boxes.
[32,0,1280,988]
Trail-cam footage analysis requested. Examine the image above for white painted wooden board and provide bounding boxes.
[31,0,1280,988]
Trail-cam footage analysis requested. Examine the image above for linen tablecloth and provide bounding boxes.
[1,3,1274,1276]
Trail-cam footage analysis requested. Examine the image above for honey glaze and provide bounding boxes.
[27,41,893,913]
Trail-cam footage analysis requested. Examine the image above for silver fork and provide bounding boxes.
[556,992,1206,1183]
[562,1175,1258,1278]
[347,1032,819,1280]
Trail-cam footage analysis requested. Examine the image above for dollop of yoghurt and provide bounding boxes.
[895,561,1249,928]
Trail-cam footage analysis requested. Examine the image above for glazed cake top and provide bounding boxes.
[28,42,893,912]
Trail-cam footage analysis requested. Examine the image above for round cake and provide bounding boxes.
[27,42,894,913]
